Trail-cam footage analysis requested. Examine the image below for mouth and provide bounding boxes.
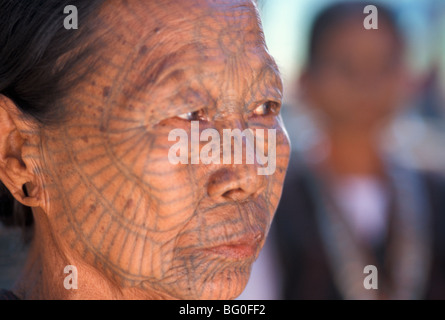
[200,233,264,261]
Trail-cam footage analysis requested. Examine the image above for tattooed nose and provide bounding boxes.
[207,166,265,202]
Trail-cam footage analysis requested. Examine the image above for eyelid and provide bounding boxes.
[176,112,192,120]
[250,100,281,117]
[175,100,281,121]
[176,109,208,121]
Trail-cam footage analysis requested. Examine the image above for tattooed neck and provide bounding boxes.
[14,207,178,300]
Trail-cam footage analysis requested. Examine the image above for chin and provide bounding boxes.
[161,261,253,300]
[193,267,252,300]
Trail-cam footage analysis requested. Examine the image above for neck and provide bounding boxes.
[12,207,173,300]
[319,125,385,177]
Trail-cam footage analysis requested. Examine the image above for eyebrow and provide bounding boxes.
[127,40,283,114]
[139,51,187,90]
[250,61,284,97]
[259,62,282,87]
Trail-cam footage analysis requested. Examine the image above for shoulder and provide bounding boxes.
[273,153,321,249]
[419,170,445,219]
[420,170,445,240]
[420,170,445,197]
[0,289,19,300]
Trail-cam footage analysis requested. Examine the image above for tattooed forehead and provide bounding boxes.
[91,0,282,124]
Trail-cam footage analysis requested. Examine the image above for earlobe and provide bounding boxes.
[1,158,41,208]
[5,180,41,208]
[0,94,42,208]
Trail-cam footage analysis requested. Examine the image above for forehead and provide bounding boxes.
[87,0,281,122]
[97,0,274,75]
[321,17,401,59]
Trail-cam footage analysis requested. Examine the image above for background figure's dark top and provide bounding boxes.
[273,156,445,300]
[0,289,19,300]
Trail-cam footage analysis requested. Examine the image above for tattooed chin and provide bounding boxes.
[139,200,269,300]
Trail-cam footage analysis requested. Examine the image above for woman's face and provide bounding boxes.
[34,0,289,299]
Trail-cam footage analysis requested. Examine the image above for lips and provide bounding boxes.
[200,233,264,261]
[177,199,270,262]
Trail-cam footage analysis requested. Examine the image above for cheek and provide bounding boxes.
[309,78,352,117]
[310,78,393,123]
[380,77,404,106]
[101,126,206,274]
[249,118,290,221]
[109,126,201,231]
[41,123,204,285]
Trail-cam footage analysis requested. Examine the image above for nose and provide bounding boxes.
[205,115,267,202]
[207,166,265,202]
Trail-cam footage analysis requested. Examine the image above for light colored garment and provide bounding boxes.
[332,176,389,246]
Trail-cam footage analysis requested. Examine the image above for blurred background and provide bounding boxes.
[259,0,445,172]
[239,0,445,300]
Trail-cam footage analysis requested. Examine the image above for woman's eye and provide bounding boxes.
[177,110,207,121]
[252,101,279,116]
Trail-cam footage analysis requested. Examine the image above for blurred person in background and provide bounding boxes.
[274,1,445,299]
[241,1,445,300]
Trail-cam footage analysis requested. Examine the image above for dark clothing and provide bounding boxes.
[273,156,445,299]
[0,289,19,300]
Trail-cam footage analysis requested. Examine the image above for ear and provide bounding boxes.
[0,94,42,208]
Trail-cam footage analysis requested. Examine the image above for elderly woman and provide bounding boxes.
[0,0,290,299]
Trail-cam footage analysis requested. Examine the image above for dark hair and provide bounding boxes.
[0,1,107,237]
[306,1,403,68]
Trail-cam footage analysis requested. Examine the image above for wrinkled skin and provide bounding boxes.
[1,0,290,299]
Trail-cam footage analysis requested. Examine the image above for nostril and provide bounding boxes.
[222,188,247,201]
[206,167,265,202]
